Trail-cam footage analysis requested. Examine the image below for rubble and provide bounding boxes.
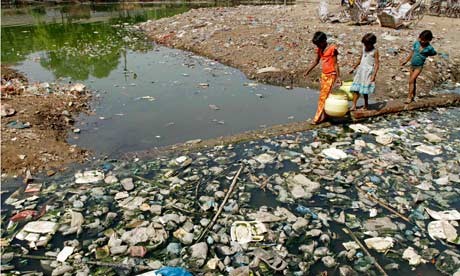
[2,88,460,275]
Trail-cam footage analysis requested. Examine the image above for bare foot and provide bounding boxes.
[404,98,413,104]
[350,106,356,111]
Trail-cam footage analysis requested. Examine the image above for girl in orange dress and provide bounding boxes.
[304,31,342,124]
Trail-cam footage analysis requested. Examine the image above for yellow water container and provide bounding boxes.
[325,91,349,117]
[339,81,354,101]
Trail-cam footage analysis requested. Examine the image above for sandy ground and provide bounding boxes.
[140,2,460,101]
[1,66,90,177]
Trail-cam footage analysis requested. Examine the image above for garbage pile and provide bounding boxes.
[1,68,92,176]
[1,107,460,275]
[138,4,460,101]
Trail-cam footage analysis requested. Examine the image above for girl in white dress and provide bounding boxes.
[349,33,380,110]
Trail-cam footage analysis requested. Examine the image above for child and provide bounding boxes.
[349,33,380,110]
[304,31,341,125]
[400,30,437,104]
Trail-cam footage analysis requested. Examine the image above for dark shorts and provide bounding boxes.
[411,65,424,70]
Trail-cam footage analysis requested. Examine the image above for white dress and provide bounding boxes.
[350,47,376,95]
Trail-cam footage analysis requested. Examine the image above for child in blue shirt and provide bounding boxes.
[400,30,437,104]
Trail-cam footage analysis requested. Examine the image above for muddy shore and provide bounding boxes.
[140,3,460,101]
[1,67,90,176]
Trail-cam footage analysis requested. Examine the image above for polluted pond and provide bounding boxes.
[1,107,460,275]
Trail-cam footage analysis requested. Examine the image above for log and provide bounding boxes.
[351,94,460,120]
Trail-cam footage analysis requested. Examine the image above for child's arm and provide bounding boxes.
[304,52,320,77]
[349,52,363,74]
[371,50,380,82]
[400,50,413,66]
[333,49,341,84]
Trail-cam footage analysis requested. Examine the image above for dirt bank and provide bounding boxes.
[1,66,90,177]
[139,2,460,101]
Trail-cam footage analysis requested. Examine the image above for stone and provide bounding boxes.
[424,133,443,142]
[322,256,336,268]
[52,265,73,276]
[121,178,134,191]
[286,174,320,199]
[104,175,118,184]
[150,205,162,215]
[216,245,235,256]
[339,265,358,276]
[363,217,398,232]
[229,266,250,276]
[173,228,194,245]
[292,217,309,232]
[121,224,167,246]
[254,153,275,164]
[364,237,394,252]
[110,245,128,255]
[403,247,424,266]
[166,243,182,255]
[189,242,208,267]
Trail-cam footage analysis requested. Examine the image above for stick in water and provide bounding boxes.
[196,164,244,242]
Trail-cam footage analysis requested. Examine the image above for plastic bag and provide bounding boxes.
[319,0,329,22]
[155,267,193,276]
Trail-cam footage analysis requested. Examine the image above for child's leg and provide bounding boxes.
[407,67,422,103]
[313,74,336,124]
[363,94,369,109]
[351,92,359,111]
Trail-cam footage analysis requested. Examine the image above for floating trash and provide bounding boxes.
[230,221,267,244]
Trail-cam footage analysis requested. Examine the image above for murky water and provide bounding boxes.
[1,2,317,156]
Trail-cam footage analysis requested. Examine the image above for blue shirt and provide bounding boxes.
[411,41,437,67]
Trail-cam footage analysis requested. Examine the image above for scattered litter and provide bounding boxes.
[69,83,85,92]
[208,104,220,110]
[256,66,281,74]
[24,183,42,193]
[426,208,460,221]
[402,247,424,266]
[321,148,347,160]
[376,134,393,145]
[23,221,58,234]
[57,246,75,262]
[415,145,442,155]
[1,104,16,117]
[6,120,30,129]
[364,237,395,252]
[427,220,458,243]
[75,170,104,184]
[349,124,370,133]
[136,96,156,101]
[230,221,266,243]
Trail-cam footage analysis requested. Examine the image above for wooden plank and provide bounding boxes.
[351,93,460,120]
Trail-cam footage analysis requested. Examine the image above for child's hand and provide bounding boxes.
[335,78,342,87]
[371,76,376,82]
[399,58,406,66]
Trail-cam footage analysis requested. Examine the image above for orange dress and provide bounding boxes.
[313,45,338,124]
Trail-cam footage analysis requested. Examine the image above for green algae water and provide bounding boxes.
[1,2,318,157]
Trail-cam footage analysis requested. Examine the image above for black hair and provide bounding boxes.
[312,31,327,45]
[361,33,377,46]
[419,30,433,41]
